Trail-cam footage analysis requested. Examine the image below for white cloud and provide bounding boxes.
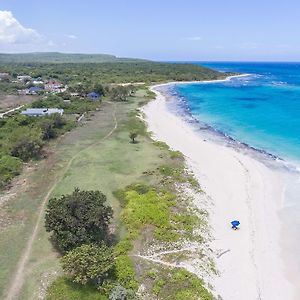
[0,10,42,45]
[185,36,202,41]
[67,34,77,39]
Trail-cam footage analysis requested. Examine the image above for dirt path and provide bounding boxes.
[5,103,117,300]
[0,105,24,118]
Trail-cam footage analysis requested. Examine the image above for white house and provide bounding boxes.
[21,108,64,117]
[17,75,32,82]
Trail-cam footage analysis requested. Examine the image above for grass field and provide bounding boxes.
[0,89,167,299]
[0,87,213,300]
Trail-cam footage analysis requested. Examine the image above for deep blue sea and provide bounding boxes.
[173,62,300,163]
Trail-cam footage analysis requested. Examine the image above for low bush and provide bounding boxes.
[114,255,138,290]
[61,244,114,286]
[46,277,107,300]
[0,155,22,187]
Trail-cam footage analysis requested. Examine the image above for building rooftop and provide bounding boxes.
[21,108,64,116]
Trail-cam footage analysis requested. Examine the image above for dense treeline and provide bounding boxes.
[30,94,101,114]
[0,61,227,85]
[0,52,147,64]
[0,114,73,187]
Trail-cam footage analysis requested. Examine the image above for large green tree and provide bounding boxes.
[61,243,114,285]
[45,188,113,253]
[110,86,131,102]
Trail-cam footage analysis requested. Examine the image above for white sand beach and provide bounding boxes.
[143,82,296,299]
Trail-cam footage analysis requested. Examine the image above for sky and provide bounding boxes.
[0,0,300,61]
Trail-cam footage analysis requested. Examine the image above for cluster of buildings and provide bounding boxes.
[17,79,67,95]
[1,72,101,100]
[1,72,102,119]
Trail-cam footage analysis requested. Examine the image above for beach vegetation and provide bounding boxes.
[61,244,114,286]
[114,255,138,290]
[109,285,131,300]
[153,140,170,150]
[169,150,183,159]
[149,268,214,300]
[120,189,176,239]
[0,155,22,187]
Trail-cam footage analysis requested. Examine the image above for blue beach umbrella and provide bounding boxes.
[231,220,240,227]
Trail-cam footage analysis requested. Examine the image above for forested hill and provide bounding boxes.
[0,52,232,83]
[0,52,147,63]
[0,62,228,83]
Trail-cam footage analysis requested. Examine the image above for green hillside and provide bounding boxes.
[0,52,147,64]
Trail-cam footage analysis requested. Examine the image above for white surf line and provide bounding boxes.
[150,73,252,90]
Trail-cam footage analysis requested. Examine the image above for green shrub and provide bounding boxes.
[153,141,170,150]
[109,285,131,300]
[154,227,179,242]
[114,255,138,290]
[114,240,133,256]
[121,190,174,238]
[61,244,114,285]
[169,150,183,159]
[158,165,182,178]
[0,155,22,186]
[152,279,166,295]
[8,127,43,161]
[46,277,107,300]
[113,183,151,208]
[170,269,214,300]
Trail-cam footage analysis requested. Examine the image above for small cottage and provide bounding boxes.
[27,86,44,95]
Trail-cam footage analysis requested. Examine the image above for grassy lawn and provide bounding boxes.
[0,88,212,300]
[46,278,107,300]
[0,89,167,299]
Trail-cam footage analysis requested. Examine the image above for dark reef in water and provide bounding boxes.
[156,84,300,174]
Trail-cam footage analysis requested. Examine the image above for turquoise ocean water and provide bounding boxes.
[173,62,300,162]
[162,62,300,278]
